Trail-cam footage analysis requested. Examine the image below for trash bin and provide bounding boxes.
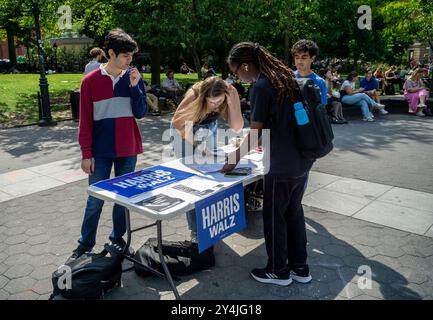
[70,90,80,122]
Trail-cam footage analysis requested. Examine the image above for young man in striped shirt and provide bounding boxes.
[70,28,147,260]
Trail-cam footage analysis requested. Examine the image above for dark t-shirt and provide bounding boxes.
[198,111,220,125]
[250,74,314,177]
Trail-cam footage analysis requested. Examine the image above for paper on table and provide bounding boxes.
[180,175,226,190]
[243,152,263,162]
[171,176,227,197]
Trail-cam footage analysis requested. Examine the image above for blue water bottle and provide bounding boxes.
[294,102,309,125]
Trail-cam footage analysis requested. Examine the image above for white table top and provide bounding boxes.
[87,151,264,220]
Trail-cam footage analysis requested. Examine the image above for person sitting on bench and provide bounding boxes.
[385,65,404,94]
[162,70,185,106]
[374,66,386,95]
[403,68,430,117]
[360,68,389,115]
[340,71,386,122]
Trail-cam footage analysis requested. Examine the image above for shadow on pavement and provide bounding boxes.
[105,210,421,300]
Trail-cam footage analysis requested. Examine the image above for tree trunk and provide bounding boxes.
[219,37,229,79]
[284,2,291,65]
[190,0,201,80]
[150,45,161,85]
[190,34,201,81]
[6,27,17,68]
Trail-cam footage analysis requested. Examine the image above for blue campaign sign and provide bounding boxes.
[93,165,195,198]
[195,183,246,253]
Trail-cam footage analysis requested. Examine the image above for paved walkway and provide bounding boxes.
[1,160,432,238]
[0,178,432,300]
[0,114,432,300]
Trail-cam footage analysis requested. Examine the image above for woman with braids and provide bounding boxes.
[222,42,313,286]
[171,76,244,242]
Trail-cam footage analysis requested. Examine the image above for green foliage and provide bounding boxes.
[0,0,431,75]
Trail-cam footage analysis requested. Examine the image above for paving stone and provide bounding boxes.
[4,234,29,245]
[4,253,33,266]
[0,289,9,299]
[322,243,360,258]
[353,244,378,258]
[31,254,58,267]
[4,226,28,236]
[398,254,430,269]
[351,234,383,247]
[370,254,403,270]
[0,252,7,264]
[31,278,53,295]
[5,264,34,279]
[4,243,31,255]
[328,280,363,299]
[295,281,331,299]
[399,244,433,258]
[0,263,8,274]
[312,266,339,283]
[267,284,301,299]
[7,290,40,300]
[27,244,51,256]
[29,264,58,281]
[3,277,37,294]
[0,275,8,290]
[25,226,47,237]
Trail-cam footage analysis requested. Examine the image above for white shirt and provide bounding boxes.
[340,80,355,91]
[99,63,127,89]
[83,60,101,75]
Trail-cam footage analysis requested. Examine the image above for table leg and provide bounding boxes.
[124,208,132,255]
[123,208,181,299]
[157,220,181,300]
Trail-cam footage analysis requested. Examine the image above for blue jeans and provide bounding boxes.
[342,93,377,118]
[78,156,137,250]
[170,120,218,233]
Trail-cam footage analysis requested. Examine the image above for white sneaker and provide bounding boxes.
[362,116,375,122]
[378,108,389,115]
[376,103,386,108]
[418,103,427,108]
[416,111,426,117]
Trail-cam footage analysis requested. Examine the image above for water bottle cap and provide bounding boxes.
[294,102,304,110]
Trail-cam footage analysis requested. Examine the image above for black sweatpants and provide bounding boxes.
[262,172,309,272]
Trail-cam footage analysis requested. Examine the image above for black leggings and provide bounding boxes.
[262,173,309,272]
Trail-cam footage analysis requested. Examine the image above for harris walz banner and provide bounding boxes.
[195,183,246,253]
[93,165,195,198]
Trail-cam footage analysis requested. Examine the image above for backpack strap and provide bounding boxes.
[293,79,309,109]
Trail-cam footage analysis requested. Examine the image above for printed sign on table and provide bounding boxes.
[134,194,185,213]
[195,183,246,253]
[93,165,195,198]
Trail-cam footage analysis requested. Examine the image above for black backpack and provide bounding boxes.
[50,244,123,300]
[293,78,334,160]
[134,238,215,277]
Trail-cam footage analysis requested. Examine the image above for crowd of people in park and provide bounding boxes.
[83,42,432,121]
[72,28,432,291]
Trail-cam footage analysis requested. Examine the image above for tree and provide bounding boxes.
[0,0,26,67]
[380,0,433,90]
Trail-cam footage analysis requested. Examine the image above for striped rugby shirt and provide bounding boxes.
[78,64,147,159]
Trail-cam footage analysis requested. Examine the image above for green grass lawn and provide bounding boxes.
[0,72,202,127]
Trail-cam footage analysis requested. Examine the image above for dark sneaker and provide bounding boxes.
[67,245,91,261]
[290,264,312,283]
[250,268,292,286]
[110,238,135,256]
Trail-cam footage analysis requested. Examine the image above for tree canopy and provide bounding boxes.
[0,0,431,81]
